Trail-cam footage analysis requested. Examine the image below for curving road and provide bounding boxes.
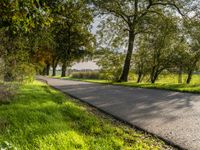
[37,76,200,150]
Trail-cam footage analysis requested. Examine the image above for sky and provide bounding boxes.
[71,61,100,70]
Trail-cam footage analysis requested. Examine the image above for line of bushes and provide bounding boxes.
[71,72,104,80]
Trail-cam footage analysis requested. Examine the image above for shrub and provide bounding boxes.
[15,63,36,82]
[97,51,124,81]
[71,72,102,79]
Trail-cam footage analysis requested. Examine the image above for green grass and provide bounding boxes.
[0,81,168,150]
[52,74,200,94]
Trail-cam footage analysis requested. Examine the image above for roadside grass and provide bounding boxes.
[52,74,200,94]
[0,81,169,150]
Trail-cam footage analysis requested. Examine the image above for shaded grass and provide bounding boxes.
[0,81,169,150]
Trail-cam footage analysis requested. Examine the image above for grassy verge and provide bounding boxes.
[53,76,200,94]
[0,81,171,150]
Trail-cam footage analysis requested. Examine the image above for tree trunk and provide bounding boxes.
[52,66,56,76]
[151,77,156,84]
[186,70,193,84]
[46,63,50,76]
[52,59,58,76]
[150,68,159,84]
[42,67,46,75]
[61,61,67,77]
[137,72,142,83]
[150,67,156,83]
[178,66,182,84]
[119,31,135,82]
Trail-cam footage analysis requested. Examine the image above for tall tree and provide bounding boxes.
[184,19,200,84]
[92,0,189,82]
[135,15,178,83]
[1,0,54,81]
[54,0,94,77]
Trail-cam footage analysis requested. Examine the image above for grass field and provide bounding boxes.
[52,73,200,94]
[0,81,169,150]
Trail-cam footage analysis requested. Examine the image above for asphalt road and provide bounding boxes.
[37,76,200,150]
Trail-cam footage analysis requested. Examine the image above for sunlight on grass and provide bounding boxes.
[0,81,166,150]
[54,74,200,94]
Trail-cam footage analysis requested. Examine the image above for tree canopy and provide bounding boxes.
[1,0,200,84]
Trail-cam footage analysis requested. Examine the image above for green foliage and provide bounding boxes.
[49,0,95,76]
[97,50,124,81]
[1,0,53,33]
[0,141,17,150]
[1,0,95,80]
[15,63,36,82]
[133,15,179,83]
[92,0,193,81]
[0,81,165,149]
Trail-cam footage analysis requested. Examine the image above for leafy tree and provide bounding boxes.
[53,0,94,77]
[170,37,189,84]
[134,15,179,83]
[1,0,53,32]
[96,49,124,81]
[32,31,55,76]
[92,0,190,82]
[0,0,54,81]
[133,46,150,83]
[179,19,200,84]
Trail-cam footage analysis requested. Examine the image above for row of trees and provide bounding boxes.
[1,0,200,84]
[1,0,94,81]
[93,0,200,84]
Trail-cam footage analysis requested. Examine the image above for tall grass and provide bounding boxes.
[0,81,167,149]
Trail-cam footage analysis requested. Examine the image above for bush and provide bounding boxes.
[97,51,124,81]
[15,63,36,82]
[71,72,102,79]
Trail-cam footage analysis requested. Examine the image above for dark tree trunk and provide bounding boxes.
[119,31,135,82]
[61,61,67,77]
[151,76,156,84]
[52,66,56,76]
[137,72,142,83]
[52,59,58,76]
[186,70,193,84]
[150,67,159,84]
[178,66,183,84]
[46,63,50,76]
[42,67,46,75]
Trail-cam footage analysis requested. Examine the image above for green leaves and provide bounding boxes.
[1,0,53,34]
